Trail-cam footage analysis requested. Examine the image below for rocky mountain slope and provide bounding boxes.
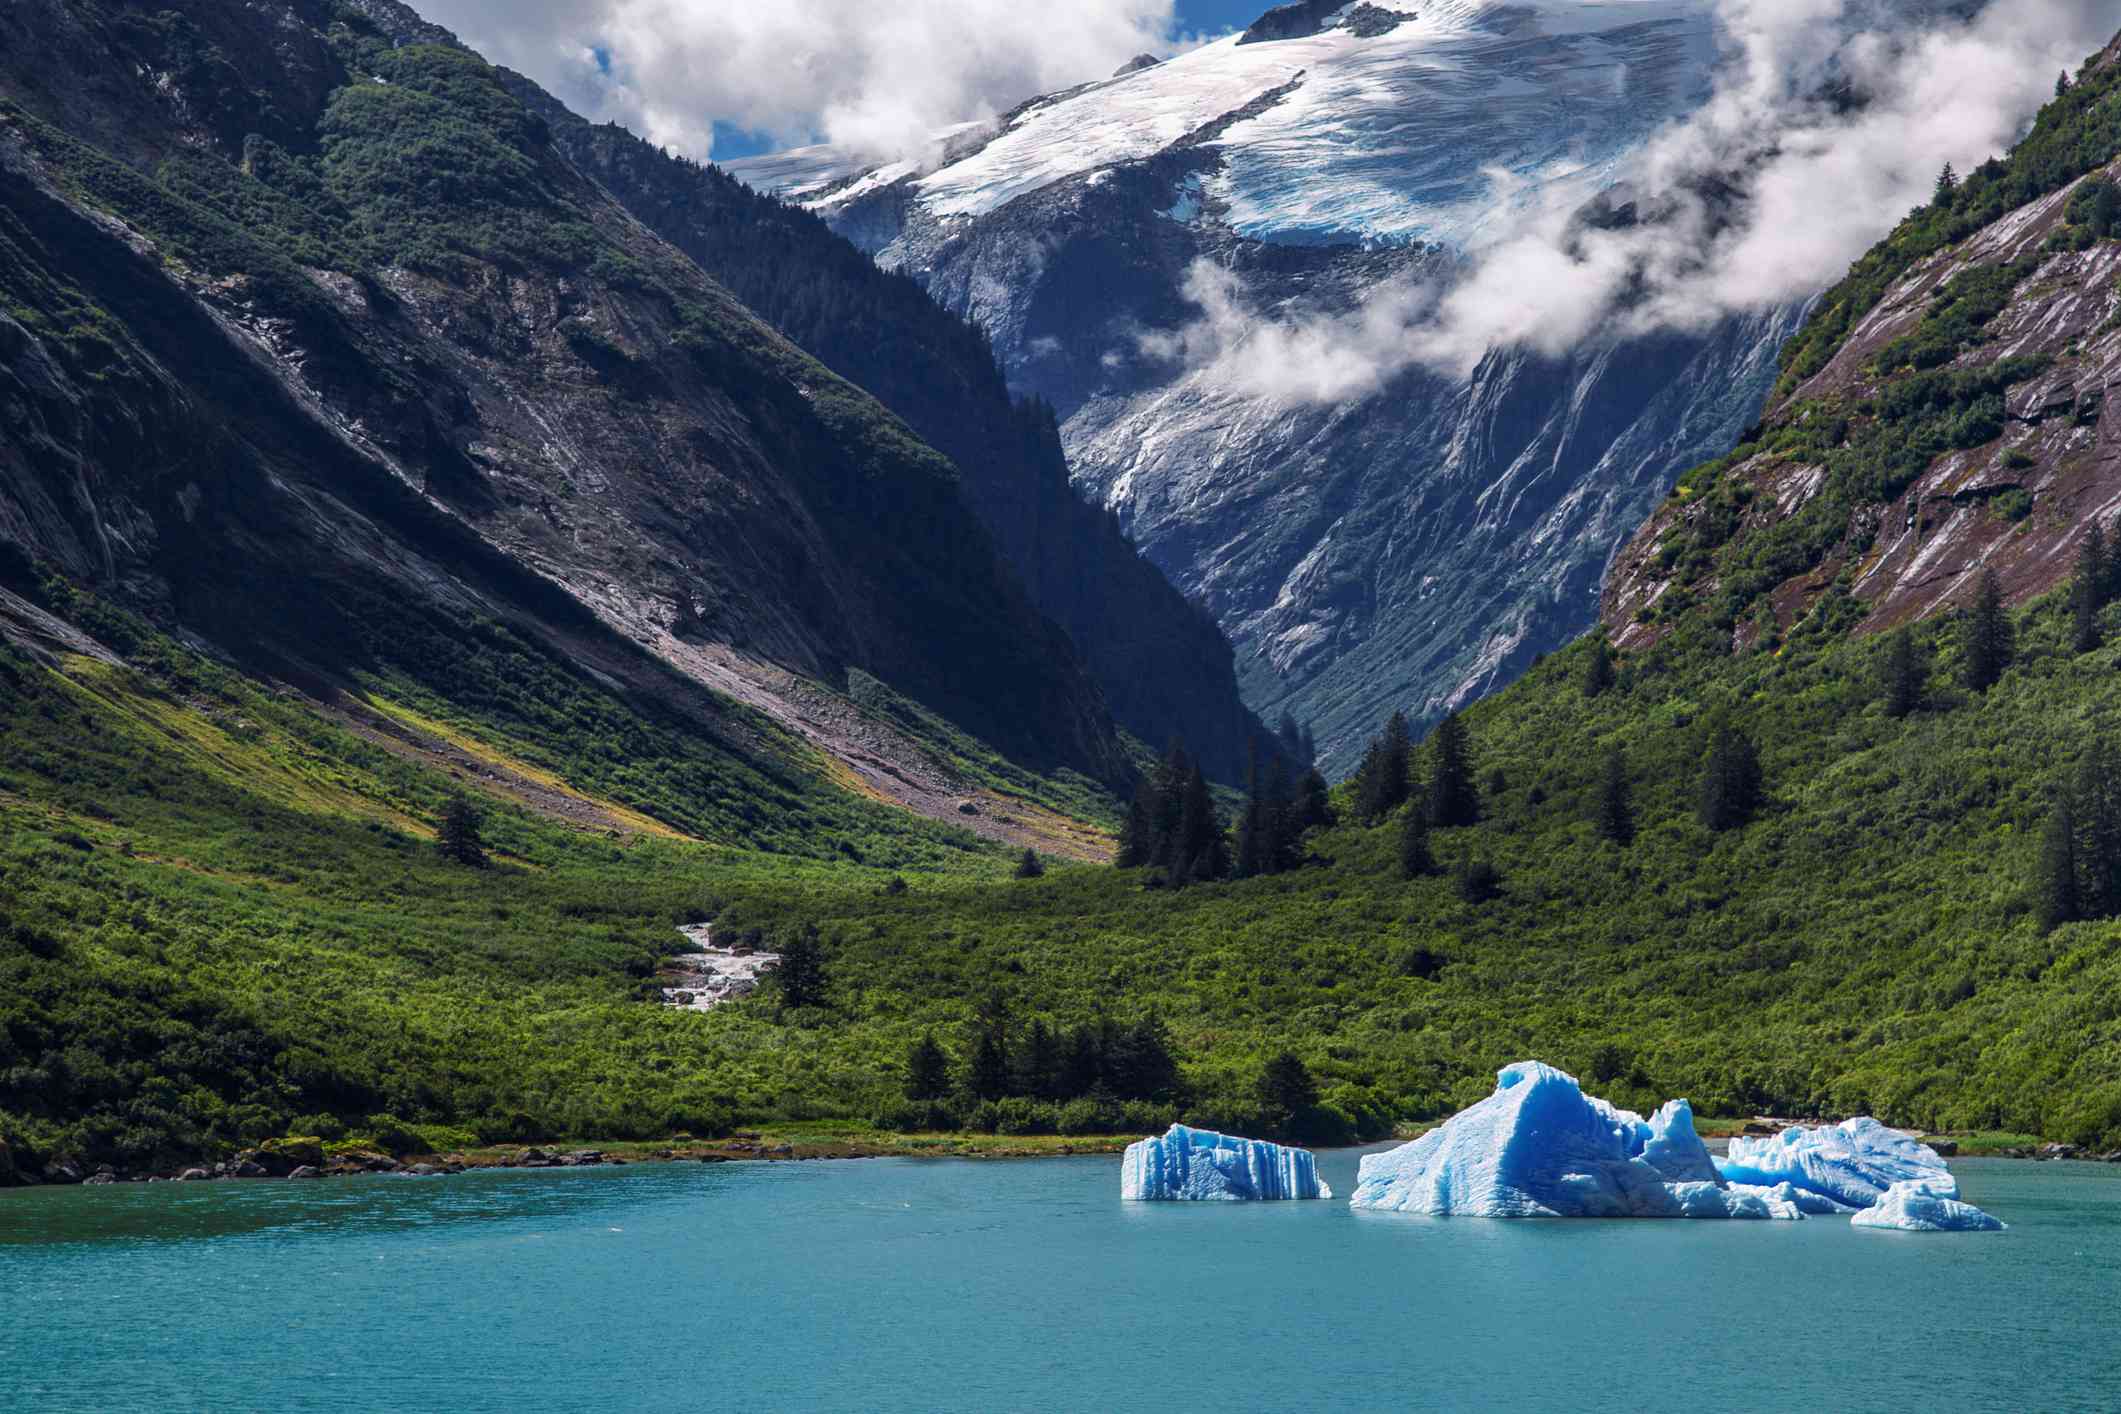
[1604,36,2121,653]
[736,0,1807,771]
[517,96,1278,781]
[0,0,1135,842]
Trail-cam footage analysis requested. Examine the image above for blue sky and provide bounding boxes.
[709,0,1265,160]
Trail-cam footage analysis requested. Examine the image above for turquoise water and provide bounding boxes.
[3,1151,2117,1412]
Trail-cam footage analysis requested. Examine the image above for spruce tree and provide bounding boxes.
[1235,742,1268,879]
[1276,711,1308,765]
[1961,567,2012,692]
[1257,1050,1319,1124]
[1596,746,1635,847]
[1014,847,1045,879]
[1934,162,1959,205]
[905,1033,951,1101]
[774,924,828,1009]
[1881,626,1925,719]
[1262,758,1298,875]
[1015,1020,1061,1100]
[2039,796,2082,933]
[1176,764,1229,883]
[1426,712,1479,828]
[1354,712,1413,823]
[2073,525,2107,655]
[1581,638,1616,698]
[1454,855,1503,904]
[1149,742,1191,867]
[1697,719,1763,832]
[1400,801,1434,879]
[2059,70,2075,98]
[1294,768,1337,833]
[438,792,488,868]
[1116,781,1155,869]
[965,1026,1012,1102]
[2073,748,2121,918]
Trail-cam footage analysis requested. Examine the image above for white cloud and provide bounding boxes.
[415,0,1191,161]
[1157,0,2120,402]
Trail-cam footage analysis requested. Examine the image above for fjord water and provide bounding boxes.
[4,1153,2117,1412]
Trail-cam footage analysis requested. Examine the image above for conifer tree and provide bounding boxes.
[1881,626,1925,719]
[1014,847,1045,879]
[1934,162,1959,205]
[2072,525,2107,655]
[438,792,488,868]
[774,924,828,1009]
[1581,637,1616,698]
[1596,746,1635,847]
[1257,1051,1319,1125]
[2073,747,2121,918]
[2059,70,2075,98]
[1961,567,2012,692]
[1426,712,1480,828]
[1116,781,1155,869]
[1276,711,1308,765]
[1176,764,1230,883]
[1697,719,1763,832]
[1015,1020,1061,1100]
[1454,855,1503,904]
[1355,712,1414,823]
[965,1025,1012,1101]
[1294,768,1337,833]
[905,1033,951,1101]
[2039,795,2082,932]
[1400,800,1434,879]
[1150,743,1191,867]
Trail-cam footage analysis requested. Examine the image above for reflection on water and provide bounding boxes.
[3,1153,2118,1413]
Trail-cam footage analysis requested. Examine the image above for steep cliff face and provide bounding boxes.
[519,95,1276,780]
[1603,38,2121,653]
[735,1,1807,771]
[0,0,1131,828]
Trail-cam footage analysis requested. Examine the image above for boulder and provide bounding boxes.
[176,1168,210,1182]
[45,1160,83,1185]
[232,1160,270,1179]
[83,1173,117,1186]
[287,1166,321,1180]
[406,1163,441,1176]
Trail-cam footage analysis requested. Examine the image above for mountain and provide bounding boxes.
[508,91,1279,781]
[0,0,1136,846]
[733,0,1806,772]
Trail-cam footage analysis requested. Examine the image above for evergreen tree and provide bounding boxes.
[438,792,488,868]
[1934,162,1959,205]
[965,1025,1011,1101]
[1149,742,1191,868]
[1881,626,1925,719]
[1175,764,1230,883]
[1059,1025,1101,1099]
[2073,747,2121,918]
[1961,567,2012,692]
[1107,1016,1183,1102]
[1294,768,1337,833]
[2072,525,2107,655]
[1399,800,1434,879]
[1257,1050,1319,1121]
[1261,758,1298,875]
[2039,795,2082,932]
[1015,1020,1061,1100]
[1115,780,1155,869]
[1596,746,1635,847]
[1581,637,1616,698]
[905,1033,951,1101]
[1235,742,1268,879]
[774,924,828,1009]
[1454,855,1503,904]
[1014,847,1045,879]
[2059,69,2076,98]
[1354,712,1413,823]
[1697,719,1764,832]
[1426,713,1480,828]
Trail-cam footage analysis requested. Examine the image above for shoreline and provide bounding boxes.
[6,1121,2110,1190]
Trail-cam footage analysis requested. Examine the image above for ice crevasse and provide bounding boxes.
[1121,1124,1332,1201]
[1347,1062,1804,1219]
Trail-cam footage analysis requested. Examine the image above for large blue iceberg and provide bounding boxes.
[1719,1118,1956,1210]
[1852,1180,2006,1232]
[1348,1062,1801,1220]
[1120,1124,1331,1201]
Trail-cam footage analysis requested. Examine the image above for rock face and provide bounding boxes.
[517,79,1280,783]
[737,1,1807,771]
[1603,43,2121,656]
[1851,1180,2006,1232]
[1120,1123,1330,1201]
[0,0,1133,846]
[1349,1062,1803,1219]
[1719,1118,1959,1211]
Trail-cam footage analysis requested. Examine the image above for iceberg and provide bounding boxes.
[1851,1181,2007,1233]
[1120,1124,1331,1201]
[1719,1118,1957,1210]
[1348,1062,1798,1219]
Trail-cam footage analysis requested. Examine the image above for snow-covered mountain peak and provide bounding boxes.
[732,0,1718,251]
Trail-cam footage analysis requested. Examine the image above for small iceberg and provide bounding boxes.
[1852,1180,2006,1232]
[1120,1124,1330,1201]
[1348,1062,1799,1219]
[1719,1118,1956,1210]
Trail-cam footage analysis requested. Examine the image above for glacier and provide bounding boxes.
[1851,1181,2007,1233]
[1121,1124,1331,1201]
[1718,1118,1959,1211]
[1348,1062,1800,1219]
